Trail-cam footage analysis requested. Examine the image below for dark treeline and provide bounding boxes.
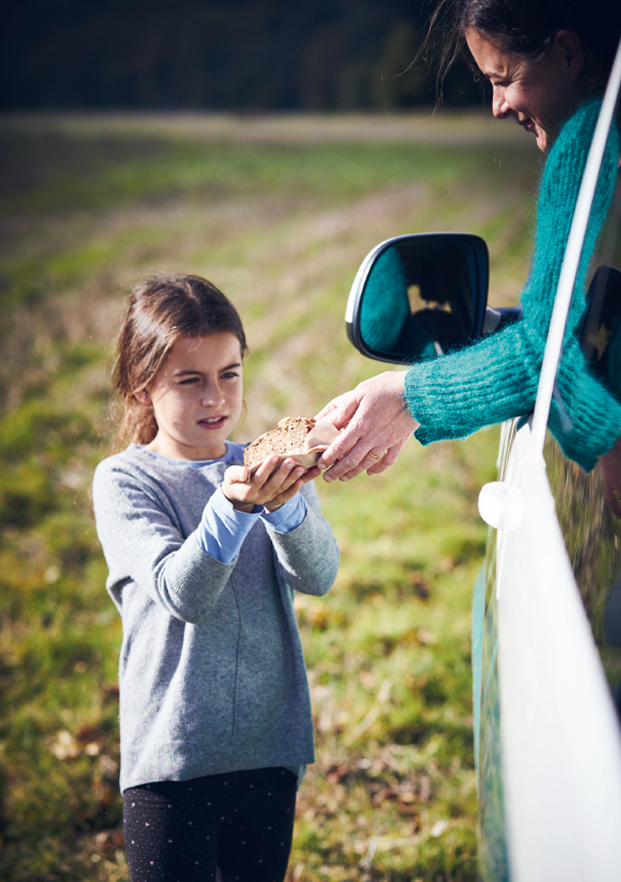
[0,0,480,111]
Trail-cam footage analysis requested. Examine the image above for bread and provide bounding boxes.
[243,416,339,472]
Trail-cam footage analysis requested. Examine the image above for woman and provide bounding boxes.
[316,0,621,513]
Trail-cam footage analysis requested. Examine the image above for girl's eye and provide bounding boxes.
[179,377,199,385]
[221,371,240,381]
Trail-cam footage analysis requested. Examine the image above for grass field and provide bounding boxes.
[0,110,539,881]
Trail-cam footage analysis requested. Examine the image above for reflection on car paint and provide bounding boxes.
[544,434,621,714]
[475,420,621,880]
[474,537,508,882]
[473,419,519,882]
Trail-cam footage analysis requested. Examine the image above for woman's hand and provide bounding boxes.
[222,457,320,512]
[599,434,621,518]
[315,370,419,482]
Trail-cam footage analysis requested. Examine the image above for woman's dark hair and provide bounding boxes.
[425,0,621,98]
[114,273,247,445]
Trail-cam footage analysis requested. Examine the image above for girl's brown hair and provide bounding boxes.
[114,273,247,446]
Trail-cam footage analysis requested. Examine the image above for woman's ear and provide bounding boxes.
[134,389,151,405]
[553,30,585,82]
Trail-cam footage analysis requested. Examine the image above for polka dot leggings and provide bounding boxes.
[123,767,297,882]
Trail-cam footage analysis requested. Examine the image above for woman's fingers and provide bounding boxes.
[326,445,384,481]
[314,394,355,425]
[366,439,410,475]
[318,371,417,481]
[322,438,404,482]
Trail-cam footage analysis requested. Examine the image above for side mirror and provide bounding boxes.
[345,233,490,365]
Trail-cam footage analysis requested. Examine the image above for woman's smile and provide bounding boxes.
[465,28,584,153]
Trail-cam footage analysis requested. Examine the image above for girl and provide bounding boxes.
[92,273,340,882]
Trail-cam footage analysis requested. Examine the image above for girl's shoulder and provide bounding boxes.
[94,444,150,478]
[92,445,158,500]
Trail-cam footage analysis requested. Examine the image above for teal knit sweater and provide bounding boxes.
[406,100,621,471]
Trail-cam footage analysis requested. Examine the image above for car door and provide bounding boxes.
[473,55,621,882]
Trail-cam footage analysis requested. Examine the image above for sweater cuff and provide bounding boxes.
[261,494,307,533]
[196,487,261,564]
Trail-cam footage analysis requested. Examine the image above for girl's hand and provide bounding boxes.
[315,371,419,482]
[223,456,319,512]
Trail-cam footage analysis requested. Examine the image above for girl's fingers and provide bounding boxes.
[300,465,321,483]
[225,464,251,485]
[245,456,306,502]
[226,455,312,510]
[269,459,306,492]
[264,476,305,511]
[250,455,282,486]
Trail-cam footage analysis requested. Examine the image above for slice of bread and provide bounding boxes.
[243,417,317,471]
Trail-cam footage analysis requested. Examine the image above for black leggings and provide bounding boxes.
[123,767,298,882]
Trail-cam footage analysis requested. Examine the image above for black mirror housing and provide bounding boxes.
[345,233,490,365]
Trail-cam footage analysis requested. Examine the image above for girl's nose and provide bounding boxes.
[201,382,224,406]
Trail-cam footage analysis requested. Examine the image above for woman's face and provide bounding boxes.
[465,28,583,153]
[139,332,244,461]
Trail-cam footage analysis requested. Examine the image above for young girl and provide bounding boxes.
[92,273,340,882]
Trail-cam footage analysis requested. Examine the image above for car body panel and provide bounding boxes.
[476,423,621,881]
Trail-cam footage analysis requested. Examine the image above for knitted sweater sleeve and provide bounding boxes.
[405,100,621,472]
[92,457,236,624]
[265,482,340,597]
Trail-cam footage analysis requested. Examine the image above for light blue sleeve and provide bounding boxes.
[196,487,262,564]
[196,488,307,563]
[261,493,307,532]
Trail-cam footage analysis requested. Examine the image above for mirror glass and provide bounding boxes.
[356,234,488,363]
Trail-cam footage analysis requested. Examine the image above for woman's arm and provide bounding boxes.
[318,100,621,481]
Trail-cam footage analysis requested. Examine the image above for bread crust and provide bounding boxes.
[243,417,317,471]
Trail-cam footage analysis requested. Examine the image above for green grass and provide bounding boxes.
[0,111,537,881]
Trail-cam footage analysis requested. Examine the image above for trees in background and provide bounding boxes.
[0,0,478,111]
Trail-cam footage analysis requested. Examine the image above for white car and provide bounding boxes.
[344,43,621,882]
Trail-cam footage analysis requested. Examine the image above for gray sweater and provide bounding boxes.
[92,443,339,792]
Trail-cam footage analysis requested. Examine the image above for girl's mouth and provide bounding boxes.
[198,416,227,430]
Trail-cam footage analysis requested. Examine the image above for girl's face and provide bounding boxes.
[140,332,244,461]
[465,28,583,153]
